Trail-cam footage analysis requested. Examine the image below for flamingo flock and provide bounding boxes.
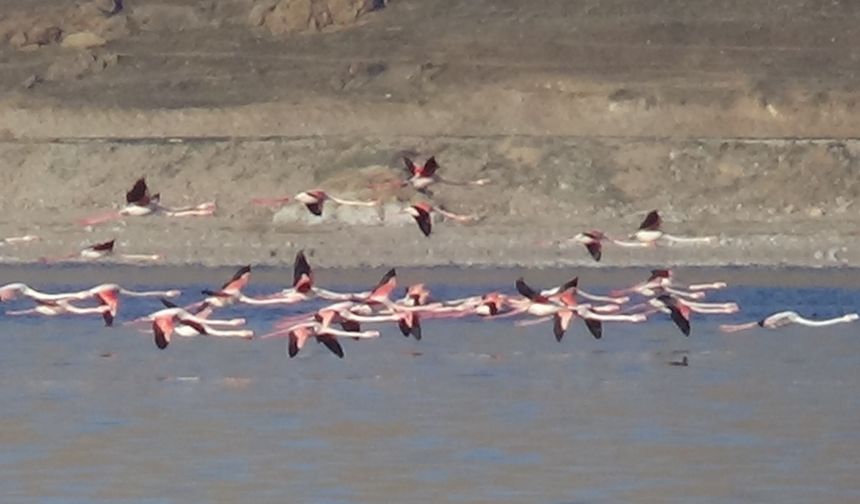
[2,251,856,358]
[1,154,855,356]
[3,158,720,262]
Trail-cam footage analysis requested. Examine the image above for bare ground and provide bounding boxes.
[0,0,859,268]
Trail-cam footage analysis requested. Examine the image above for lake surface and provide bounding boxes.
[1,269,859,503]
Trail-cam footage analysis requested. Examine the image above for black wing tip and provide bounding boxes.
[515,278,537,299]
[417,216,432,236]
[585,319,603,339]
[307,203,323,216]
[398,319,411,337]
[382,268,396,282]
[560,276,579,291]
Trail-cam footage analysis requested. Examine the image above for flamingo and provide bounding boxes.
[253,190,378,216]
[401,156,490,195]
[79,177,216,226]
[630,210,716,246]
[611,270,723,299]
[4,298,113,325]
[266,322,379,358]
[719,311,860,333]
[159,299,255,340]
[40,239,162,263]
[405,202,479,237]
[1,235,39,245]
[145,307,251,349]
[570,231,608,261]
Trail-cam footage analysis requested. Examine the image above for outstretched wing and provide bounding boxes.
[91,239,116,253]
[317,334,344,358]
[583,318,603,339]
[126,177,150,205]
[585,242,602,261]
[638,210,662,231]
[293,250,314,293]
[422,156,439,177]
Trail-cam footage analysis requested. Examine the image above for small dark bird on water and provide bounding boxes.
[669,356,689,367]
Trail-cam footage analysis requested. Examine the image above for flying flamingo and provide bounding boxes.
[264,321,380,358]
[514,278,646,340]
[537,276,629,308]
[143,306,251,349]
[200,265,251,307]
[4,299,113,325]
[40,239,162,263]
[504,278,602,339]
[251,190,378,216]
[79,177,216,226]
[294,190,379,216]
[2,235,39,245]
[570,231,608,261]
[405,202,479,237]
[401,156,490,195]
[630,210,716,246]
[719,311,860,333]
[157,299,254,340]
[611,270,726,299]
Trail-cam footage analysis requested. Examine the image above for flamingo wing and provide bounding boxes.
[288,332,301,357]
[126,177,150,205]
[585,242,602,261]
[96,290,119,327]
[221,265,251,292]
[369,268,397,301]
[179,318,208,336]
[316,334,345,358]
[293,250,314,293]
[638,210,662,231]
[553,310,573,342]
[90,239,116,253]
[583,318,603,339]
[403,157,419,176]
[658,295,691,336]
[304,202,323,216]
[410,205,432,236]
[153,317,173,349]
[340,320,361,332]
[515,278,548,303]
[422,156,439,177]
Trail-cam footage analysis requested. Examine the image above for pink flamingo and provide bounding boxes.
[630,210,716,246]
[79,177,216,226]
[40,239,162,263]
[266,322,379,358]
[5,298,113,325]
[252,190,378,216]
[145,306,252,349]
[2,235,39,245]
[719,311,860,333]
[512,278,646,340]
[401,156,490,195]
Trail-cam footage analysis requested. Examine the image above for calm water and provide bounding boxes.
[1,273,859,503]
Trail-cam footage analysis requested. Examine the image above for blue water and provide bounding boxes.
[1,275,859,503]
